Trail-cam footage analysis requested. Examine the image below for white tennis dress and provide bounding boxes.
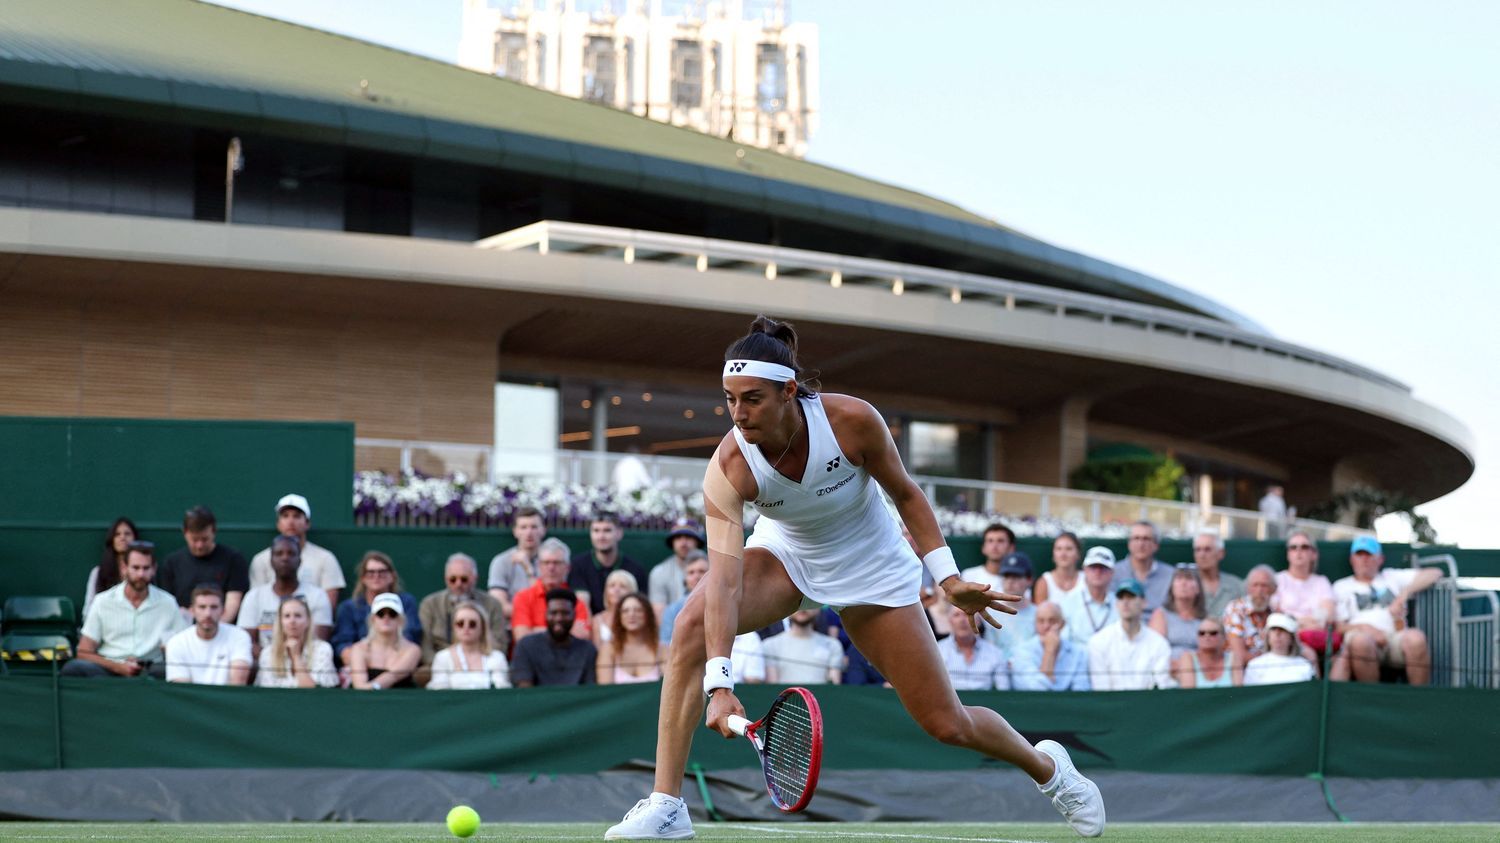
[732,394,922,608]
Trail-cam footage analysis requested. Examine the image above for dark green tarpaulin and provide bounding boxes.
[2,679,1495,779]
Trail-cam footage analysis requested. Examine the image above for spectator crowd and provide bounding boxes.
[63,494,1438,694]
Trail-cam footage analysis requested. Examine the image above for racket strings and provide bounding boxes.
[760,696,814,806]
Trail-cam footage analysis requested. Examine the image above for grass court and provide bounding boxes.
[6,822,1500,842]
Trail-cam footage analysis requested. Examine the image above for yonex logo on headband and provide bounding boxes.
[723,359,797,382]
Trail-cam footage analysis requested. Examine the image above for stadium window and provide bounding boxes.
[494,32,527,80]
[584,36,618,104]
[672,39,704,111]
[756,43,786,112]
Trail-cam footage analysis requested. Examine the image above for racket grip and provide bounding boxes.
[726,715,751,736]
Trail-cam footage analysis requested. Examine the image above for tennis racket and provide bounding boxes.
[725,686,824,813]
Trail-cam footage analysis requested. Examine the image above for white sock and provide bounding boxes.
[650,791,680,804]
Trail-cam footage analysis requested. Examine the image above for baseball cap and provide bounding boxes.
[999,552,1033,577]
[1115,578,1146,598]
[1266,612,1298,634]
[275,493,311,519]
[1083,546,1116,569]
[370,592,404,617]
[1350,536,1382,556]
[665,517,705,548]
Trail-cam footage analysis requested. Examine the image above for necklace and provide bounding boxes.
[769,410,803,472]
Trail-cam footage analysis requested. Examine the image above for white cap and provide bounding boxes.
[1266,612,1298,634]
[1083,546,1116,569]
[370,592,404,617]
[275,493,311,519]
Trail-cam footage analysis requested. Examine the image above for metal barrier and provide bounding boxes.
[1413,554,1500,689]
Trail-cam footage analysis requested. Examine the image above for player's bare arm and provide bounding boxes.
[702,438,754,736]
[824,393,1020,631]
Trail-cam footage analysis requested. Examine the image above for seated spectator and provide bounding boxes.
[157,506,249,623]
[659,551,709,644]
[1149,565,1207,660]
[1032,532,1084,606]
[986,552,1038,660]
[592,569,641,649]
[248,494,344,609]
[1173,617,1242,688]
[512,538,590,641]
[237,535,333,659]
[512,588,599,686]
[1061,547,1118,647]
[1277,531,1338,659]
[1012,602,1090,691]
[1244,613,1316,686]
[1330,537,1440,685]
[349,593,421,690]
[650,518,704,617]
[1224,565,1277,665]
[936,604,1009,690]
[255,597,338,688]
[597,593,666,684]
[64,542,184,679]
[428,601,512,690]
[419,553,507,666]
[83,516,137,619]
[164,585,252,686]
[731,631,767,685]
[569,513,648,615]
[959,523,1016,592]
[763,609,844,685]
[1193,529,1245,619]
[1087,579,1173,690]
[1114,520,1173,612]
[487,506,546,619]
[332,551,421,665]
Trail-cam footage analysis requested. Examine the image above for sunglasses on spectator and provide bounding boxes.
[453,618,480,629]
[1198,629,1222,636]
[374,609,399,619]
[364,567,392,576]
[1174,563,1198,571]
[1288,543,1315,551]
[447,576,471,584]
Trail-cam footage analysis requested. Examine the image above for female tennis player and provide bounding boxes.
[606,316,1104,839]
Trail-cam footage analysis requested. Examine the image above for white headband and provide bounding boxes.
[723,359,797,382]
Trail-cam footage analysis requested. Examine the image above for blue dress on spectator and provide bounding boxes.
[332,592,422,664]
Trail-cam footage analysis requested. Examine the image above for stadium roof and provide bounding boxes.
[0,0,1262,329]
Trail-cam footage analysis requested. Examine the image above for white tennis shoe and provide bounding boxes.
[1035,739,1105,837]
[604,793,695,840]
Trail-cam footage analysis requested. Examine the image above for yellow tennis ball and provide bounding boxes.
[446,805,480,838]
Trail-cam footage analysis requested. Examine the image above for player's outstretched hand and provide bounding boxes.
[942,578,1023,633]
[706,688,747,739]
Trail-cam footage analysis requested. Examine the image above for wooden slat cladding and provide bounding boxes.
[1,288,495,446]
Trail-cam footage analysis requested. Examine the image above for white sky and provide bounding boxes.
[207,1,1498,547]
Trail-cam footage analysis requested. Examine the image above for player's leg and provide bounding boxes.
[607,547,803,840]
[841,602,1105,837]
[650,547,803,795]
[840,602,1050,777]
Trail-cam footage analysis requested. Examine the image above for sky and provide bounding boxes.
[207,1,1498,547]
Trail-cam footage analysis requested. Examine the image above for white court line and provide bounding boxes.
[719,824,1046,843]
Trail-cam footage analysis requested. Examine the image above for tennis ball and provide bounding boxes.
[446,805,480,838]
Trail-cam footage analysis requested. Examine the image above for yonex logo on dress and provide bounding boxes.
[826,457,841,472]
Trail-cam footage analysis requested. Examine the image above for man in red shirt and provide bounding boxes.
[511,537,590,641]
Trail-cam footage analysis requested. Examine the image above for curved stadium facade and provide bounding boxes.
[0,0,1474,514]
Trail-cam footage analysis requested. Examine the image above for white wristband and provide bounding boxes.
[922,545,959,584]
[703,656,734,698]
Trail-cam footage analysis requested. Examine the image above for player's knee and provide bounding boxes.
[919,708,974,747]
